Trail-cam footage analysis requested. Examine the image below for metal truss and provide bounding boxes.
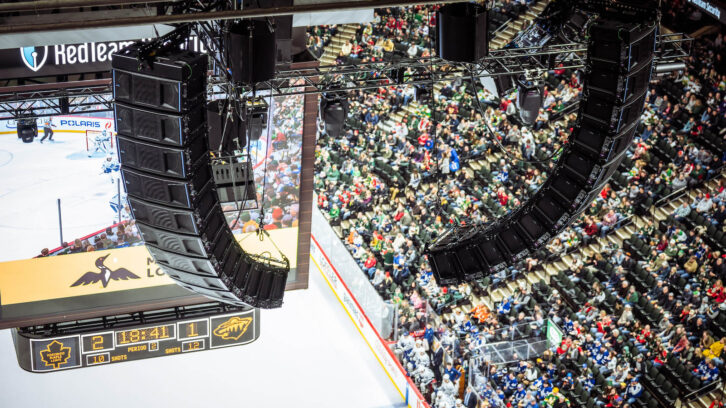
[655,32,693,64]
[237,34,692,97]
[0,80,113,119]
[0,33,692,119]
[216,42,590,99]
[240,34,693,96]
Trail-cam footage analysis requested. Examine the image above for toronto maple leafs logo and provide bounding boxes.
[39,340,71,369]
[20,46,48,72]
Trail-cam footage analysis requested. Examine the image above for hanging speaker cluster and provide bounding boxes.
[112,44,289,308]
[436,2,488,63]
[426,16,658,286]
[225,19,277,85]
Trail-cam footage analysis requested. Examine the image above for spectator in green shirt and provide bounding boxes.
[327,164,340,183]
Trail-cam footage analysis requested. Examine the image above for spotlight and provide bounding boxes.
[16,118,37,143]
[320,92,348,139]
[516,77,544,126]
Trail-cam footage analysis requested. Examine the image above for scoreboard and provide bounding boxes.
[12,305,260,373]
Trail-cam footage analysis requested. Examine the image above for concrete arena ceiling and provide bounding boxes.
[0,0,451,37]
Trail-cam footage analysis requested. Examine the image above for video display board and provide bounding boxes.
[0,91,304,327]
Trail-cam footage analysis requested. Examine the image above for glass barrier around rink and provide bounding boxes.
[470,319,547,353]
[311,204,396,338]
[468,338,550,404]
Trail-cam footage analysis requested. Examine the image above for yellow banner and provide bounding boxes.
[0,228,298,305]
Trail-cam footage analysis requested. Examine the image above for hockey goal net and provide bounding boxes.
[85,130,114,152]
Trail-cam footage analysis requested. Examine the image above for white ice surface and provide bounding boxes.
[0,133,120,261]
[0,266,404,408]
[0,132,404,408]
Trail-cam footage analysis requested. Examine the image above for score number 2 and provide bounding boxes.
[82,332,113,353]
[91,336,104,350]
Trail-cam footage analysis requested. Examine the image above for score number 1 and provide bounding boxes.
[179,320,208,340]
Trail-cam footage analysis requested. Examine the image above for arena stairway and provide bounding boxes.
[686,386,725,408]
[489,0,550,50]
[318,24,360,67]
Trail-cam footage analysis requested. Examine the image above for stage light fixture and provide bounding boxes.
[516,77,545,127]
[320,92,349,139]
[16,118,37,143]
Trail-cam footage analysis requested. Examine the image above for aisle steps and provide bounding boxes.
[489,0,549,50]
[319,24,360,67]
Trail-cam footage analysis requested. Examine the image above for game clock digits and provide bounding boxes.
[12,308,260,372]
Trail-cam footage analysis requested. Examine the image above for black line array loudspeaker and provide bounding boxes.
[436,3,488,63]
[226,19,277,85]
[426,15,657,286]
[494,75,513,98]
[247,107,267,142]
[436,3,489,63]
[113,44,288,308]
[112,45,206,112]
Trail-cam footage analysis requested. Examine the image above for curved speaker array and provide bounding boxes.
[426,15,658,285]
[112,44,288,308]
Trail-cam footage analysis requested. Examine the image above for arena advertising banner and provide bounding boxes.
[546,320,564,349]
[0,37,209,79]
[688,0,726,23]
[0,228,298,306]
[0,115,115,136]
[309,235,429,408]
[0,246,175,305]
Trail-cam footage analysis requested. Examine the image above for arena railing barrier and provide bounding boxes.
[310,204,428,408]
[311,203,396,338]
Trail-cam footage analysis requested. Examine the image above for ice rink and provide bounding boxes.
[0,126,404,408]
[0,132,120,261]
[0,259,404,408]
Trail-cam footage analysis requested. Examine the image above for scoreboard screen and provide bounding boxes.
[13,307,259,373]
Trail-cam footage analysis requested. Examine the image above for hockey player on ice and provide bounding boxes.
[88,129,113,157]
[101,154,120,184]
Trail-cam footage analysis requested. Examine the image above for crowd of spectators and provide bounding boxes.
[229,94,303,233]
[38,219,142,257]
[312,3,726,408]
[307,25,339,58]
